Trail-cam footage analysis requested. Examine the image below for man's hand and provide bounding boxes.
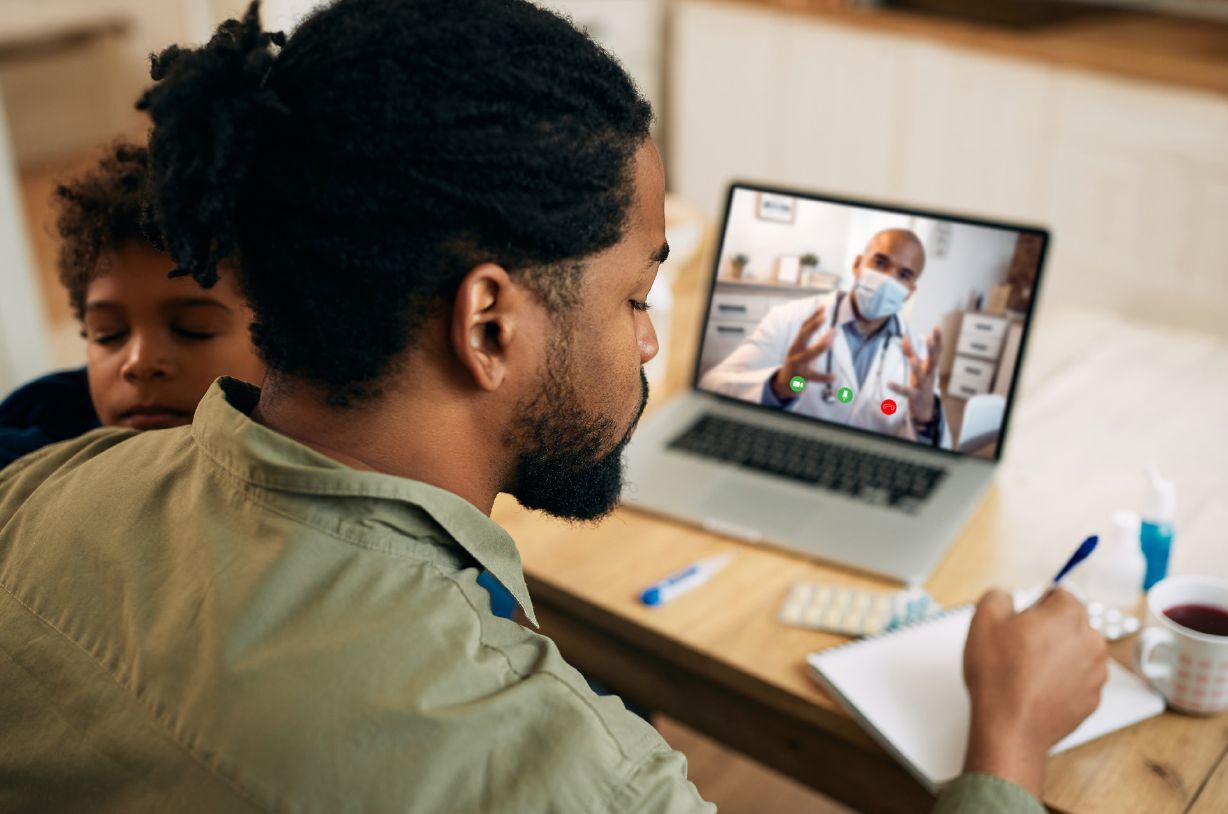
[962,589,1109,799]
[887,327,942,422]
[770,304,836,401]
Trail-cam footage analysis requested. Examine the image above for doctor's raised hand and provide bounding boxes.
[887,326,942,422]
[770,304,837,401]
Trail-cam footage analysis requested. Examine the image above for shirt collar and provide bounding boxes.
[191,378,537,627]
[834,291,857,328]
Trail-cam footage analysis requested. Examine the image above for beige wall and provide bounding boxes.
[0,1,209,168]
[211,0,319,33]
[0,89,49,393]
[668,0,1228,336]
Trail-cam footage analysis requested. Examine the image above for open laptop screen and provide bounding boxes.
[694,184,1048,460]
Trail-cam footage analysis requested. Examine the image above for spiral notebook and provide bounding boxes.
[805,604,1165,793]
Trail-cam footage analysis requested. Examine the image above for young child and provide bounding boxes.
[0,142,264,467]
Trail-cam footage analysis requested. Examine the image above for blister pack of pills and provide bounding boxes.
[1085,601,1141,640]
[777,582,940,637]
[1013,586,1142,642]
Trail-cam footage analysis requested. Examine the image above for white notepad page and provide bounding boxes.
[806,606,1166,793]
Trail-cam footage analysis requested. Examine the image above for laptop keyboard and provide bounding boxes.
[667,414,946,513]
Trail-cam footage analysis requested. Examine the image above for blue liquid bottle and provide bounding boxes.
[1140,465,1175,591]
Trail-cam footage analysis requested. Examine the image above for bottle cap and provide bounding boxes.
[1145,464,1175,522]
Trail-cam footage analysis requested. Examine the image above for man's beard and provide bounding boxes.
[505,340,650,521]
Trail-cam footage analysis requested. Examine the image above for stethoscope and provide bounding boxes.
[819,290,903,404]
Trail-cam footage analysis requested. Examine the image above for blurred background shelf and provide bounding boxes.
[738,0,1228,93]
[669,0,1228,337]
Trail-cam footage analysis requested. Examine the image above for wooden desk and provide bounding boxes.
[493,243,1228,813]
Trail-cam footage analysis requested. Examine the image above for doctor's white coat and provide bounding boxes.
[699,291,953,449]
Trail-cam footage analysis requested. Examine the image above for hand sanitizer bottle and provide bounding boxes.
[1080,512,1147,639]
[1140,465,1175,591]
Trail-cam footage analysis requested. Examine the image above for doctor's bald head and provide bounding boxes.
[854,229,926,292]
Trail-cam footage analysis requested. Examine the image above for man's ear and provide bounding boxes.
[851,254,863,280]
[450,262,521,392]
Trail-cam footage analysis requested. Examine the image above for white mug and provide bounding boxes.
[1135,575,1228,715]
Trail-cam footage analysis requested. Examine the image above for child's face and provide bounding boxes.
[83,242,265,429]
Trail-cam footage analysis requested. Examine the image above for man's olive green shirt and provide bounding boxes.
[0,379,1041,813]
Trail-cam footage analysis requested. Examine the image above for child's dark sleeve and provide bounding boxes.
[0,367,100,469]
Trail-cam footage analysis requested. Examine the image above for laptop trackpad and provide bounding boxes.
[698,480,814,538]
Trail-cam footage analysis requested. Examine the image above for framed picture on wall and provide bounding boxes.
[756,192,796,224]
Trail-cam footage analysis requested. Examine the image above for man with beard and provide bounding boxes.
[0,2,1106,812]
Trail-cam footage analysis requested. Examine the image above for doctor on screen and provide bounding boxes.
[700,228,952,448]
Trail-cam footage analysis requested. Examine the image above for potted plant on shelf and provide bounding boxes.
[730,253,749,279]
[800,253,819,286]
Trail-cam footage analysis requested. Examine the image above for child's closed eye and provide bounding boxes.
[88,328,128,346]
[173,325,218,341]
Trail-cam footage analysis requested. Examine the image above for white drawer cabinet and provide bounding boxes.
[948,312,1008,398]
[698,286,799,376]
[709,288,782,324]
[947,356,995,398]
[699,320,753,374]
[955,313,1007,360]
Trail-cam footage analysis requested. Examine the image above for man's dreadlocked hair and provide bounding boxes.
[54,142,153,320]
[138,0,653,405]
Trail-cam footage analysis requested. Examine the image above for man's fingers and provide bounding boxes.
[1094,642,1111,687]
[789,306,828,354]
[813,325,836,352]
[794,327,836,364]
[973,589,1015,627]
[1038,586,1079,609]
[900,336,924,375]
[898,347,924,385]
[799,370,837,384]
[902,336,925,370]
[1035,587,1090,628]
[886,381,911,397]
[925,328,942,380]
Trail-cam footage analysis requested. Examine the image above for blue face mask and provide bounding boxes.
[853,268,909,320]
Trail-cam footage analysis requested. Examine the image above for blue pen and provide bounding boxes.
[1051,534,1099,587]
[640,554,734,607]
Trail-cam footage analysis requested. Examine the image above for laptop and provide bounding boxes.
[622,182,1049,584]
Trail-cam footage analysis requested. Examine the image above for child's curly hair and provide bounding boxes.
[53,142,154,320]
